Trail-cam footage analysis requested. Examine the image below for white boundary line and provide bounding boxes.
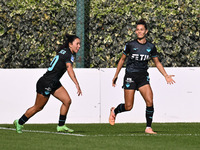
[0,127,86,137]
[0,127,199,137]
[90,133,200,137]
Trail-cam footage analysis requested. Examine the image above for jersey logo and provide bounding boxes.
[147,76,150,81]
[125,78,134,83]
[146,48,151,52]
[44,87,52,95]
[126,83,130,88]
[44,91,50,95]
[131,54,149,61]
[71,55,74,62]
[133,48,138,51]
[59,50,66,55]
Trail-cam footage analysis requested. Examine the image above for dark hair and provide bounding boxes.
[57,33,79,52]
[136,19,148,30]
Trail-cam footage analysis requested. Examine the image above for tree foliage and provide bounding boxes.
[89,0,200,67]
[0,0,76,68]
[0,0,199,68]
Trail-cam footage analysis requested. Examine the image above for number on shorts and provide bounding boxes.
[48,55,59,71]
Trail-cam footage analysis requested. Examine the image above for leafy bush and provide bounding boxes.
[0,0,199,68]
[0,0,76,68]
[89,0,200,67]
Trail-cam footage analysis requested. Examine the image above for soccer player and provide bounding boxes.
[109,19,175,134]
[14,34,82,133]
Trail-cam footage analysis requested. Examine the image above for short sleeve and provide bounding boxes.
[58,50,73,64]
[151,45,158,57]
[65,54,74,64]
[123,43,130,55]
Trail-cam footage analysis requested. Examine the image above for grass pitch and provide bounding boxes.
[0,123,200,150]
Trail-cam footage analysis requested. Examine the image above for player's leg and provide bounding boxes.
[139,84,156,134]
[109,89,135,125]
[14,93,49,133]
[25,93,49,118]
[53,86,73,132]
[115,89,135,114]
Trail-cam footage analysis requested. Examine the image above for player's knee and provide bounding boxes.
[68,100,72,105]
[37,106,44,112]
[33,105,44,112]
[146,100,153,107]
[64,98,72,106]
[125,104,133,111]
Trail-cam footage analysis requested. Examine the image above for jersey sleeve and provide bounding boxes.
[66,54,74,64]
[151,45,158,57]
[123,42,130,55]
[65,54,74,64]
[59,51,73,64]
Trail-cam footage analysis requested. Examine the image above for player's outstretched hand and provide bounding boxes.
[76,85,82,96]
[112,76,118,87]
[165,75,175,85]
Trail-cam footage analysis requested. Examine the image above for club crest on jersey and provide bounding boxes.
[71,55,74,62]
[133,48,138,51]
[146,48,151,52]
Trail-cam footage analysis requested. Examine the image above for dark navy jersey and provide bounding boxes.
[123,39,158,73]
[42,48,74,83]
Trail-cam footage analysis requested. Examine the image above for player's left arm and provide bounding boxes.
[66,63,82,96]
[152,57,175,85]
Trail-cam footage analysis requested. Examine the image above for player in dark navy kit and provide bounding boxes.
[109,19,175,134]
[14,34,82,133]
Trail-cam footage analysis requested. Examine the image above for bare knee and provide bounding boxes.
[145,99,153,107]
[32,105,44,112]
[64,99,72,106]
[125,104,133,111]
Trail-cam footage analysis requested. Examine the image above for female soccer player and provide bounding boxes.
[14,34,82,133]
[109,19,175,134]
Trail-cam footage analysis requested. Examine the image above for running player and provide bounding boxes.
[109,19,175,134]
[14,34,82,133]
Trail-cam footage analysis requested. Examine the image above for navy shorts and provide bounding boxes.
[36,77,62,97]
[122,72,150,90]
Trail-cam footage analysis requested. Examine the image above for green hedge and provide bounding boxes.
[0,0,76,68]
[0,0,200,68]
[89,0,200,67]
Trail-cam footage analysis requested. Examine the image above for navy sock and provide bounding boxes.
[146,106,154,127]
[114,103,127,115]
[18,114,29,125]
[58,115,66,126]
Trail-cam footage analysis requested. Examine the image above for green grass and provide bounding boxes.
[0,123,200,150]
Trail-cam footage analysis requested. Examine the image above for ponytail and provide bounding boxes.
[57,33,79,53]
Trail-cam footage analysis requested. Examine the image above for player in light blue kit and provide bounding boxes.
[109,19,175,134]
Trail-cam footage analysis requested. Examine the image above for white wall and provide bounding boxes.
[0,67,199,124]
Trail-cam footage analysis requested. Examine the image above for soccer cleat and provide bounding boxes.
[13,119,23,133]
[57,125,74,133]
[145,127,157,134]
[109,107,116,125]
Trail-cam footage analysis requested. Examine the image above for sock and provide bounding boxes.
[58,115,66,126]
[18,114,29,125]
[114,103,127,115]
[146,106,154,127]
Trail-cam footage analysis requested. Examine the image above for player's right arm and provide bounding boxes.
[112,54,126,87]
[66,62,82,96]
